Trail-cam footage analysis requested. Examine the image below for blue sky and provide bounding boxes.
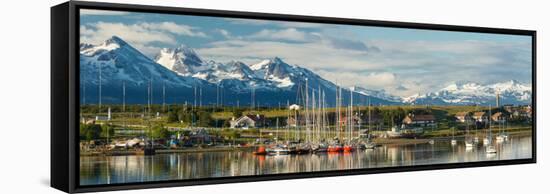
[80,9,532,97]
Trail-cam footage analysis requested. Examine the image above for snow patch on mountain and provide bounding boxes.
[404,80,532,105]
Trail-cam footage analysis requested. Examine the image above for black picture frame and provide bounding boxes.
[51,1,536,193]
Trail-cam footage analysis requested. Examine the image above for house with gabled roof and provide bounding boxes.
[230,114,266,129]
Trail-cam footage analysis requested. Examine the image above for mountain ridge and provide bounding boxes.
[79,36,532,106]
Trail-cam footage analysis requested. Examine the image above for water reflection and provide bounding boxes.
[80,135,532,185]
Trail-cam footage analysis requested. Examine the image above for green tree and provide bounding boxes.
[80,124,101,141]
[167,110,179,123]
[151,124,171,139]
[197,111,213,127]
[229,130,241,139]
[232,108,244,118]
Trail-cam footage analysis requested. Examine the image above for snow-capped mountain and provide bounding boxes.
[80,36,530,106]
[79,36,213,104]
[404,80,532,105]
[155,45,278,92]
[80,36,202,87]
[154,45,339,94]
[155,45,209,76]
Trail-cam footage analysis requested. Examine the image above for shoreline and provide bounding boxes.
[80,129,532,157]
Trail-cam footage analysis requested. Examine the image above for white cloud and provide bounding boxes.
[80,22,207,56]
[248,28,320,42]
[196,36,530,97]
[214,29,234,39]
[138,22,207,37]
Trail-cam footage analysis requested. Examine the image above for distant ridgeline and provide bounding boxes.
[79,36,532,107]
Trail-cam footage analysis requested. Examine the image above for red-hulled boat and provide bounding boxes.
[327,145,343,152]
[343,145,355,152]
[253,145,267,155]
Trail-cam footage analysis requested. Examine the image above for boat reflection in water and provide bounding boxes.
[80,135,531,185]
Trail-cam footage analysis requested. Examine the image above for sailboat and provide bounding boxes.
[313,89,329,153]
[343,89,355,153]
[495,117,508,143]
[328,84,343,153]
[363,98,376,149]
[486,105,497,154]
[464,119,474,149]
[451,126,457,146]
[266,144,290,155]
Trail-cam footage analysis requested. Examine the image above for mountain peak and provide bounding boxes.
[272,57,284,63]
[104,36,127,46]
[156,44,205,75]
[174,44,198,56]
[80,36,128,55]
[508,79,520,85]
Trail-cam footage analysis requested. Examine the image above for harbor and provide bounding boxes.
[79,77,533,184]
[80,132,532,185]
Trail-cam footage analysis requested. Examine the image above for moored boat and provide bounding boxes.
[486,145,497,154]
[266,145,291,155]
[313,143,328,153]
[327,144,343,152]
[483,137,490,145]
[364,142,376,149]
[253,145,267,155]
[465,140,474,148]
[343,145,355,152]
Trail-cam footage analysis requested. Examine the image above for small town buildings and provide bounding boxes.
[472,111,488,123]
[189,128,213,144]
[402,114,436,127]
[492,112,507,123]
[230,114,266,129]
[455,112,472,123]
[503,104,515,113]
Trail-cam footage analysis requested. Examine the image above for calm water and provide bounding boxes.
[80,134,532,185]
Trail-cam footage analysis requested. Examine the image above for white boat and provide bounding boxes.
[465,141,474,148]
[266,145,290,155]
[428,140,435,145]
[483,137,490,145]
[486,145,497,154]
[474,137,479,143]
[496,135,505,143]
[364,142,376,149]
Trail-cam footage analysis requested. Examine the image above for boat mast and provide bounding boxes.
[98,62,102,110]
[488,104,493,145]
[349,88,354,143]
[317,85,323,143]
[122,81,126,112]
[368,98,372,140]
[287,100,290,142]
[162,82,166,112]
[305,78,309,143]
